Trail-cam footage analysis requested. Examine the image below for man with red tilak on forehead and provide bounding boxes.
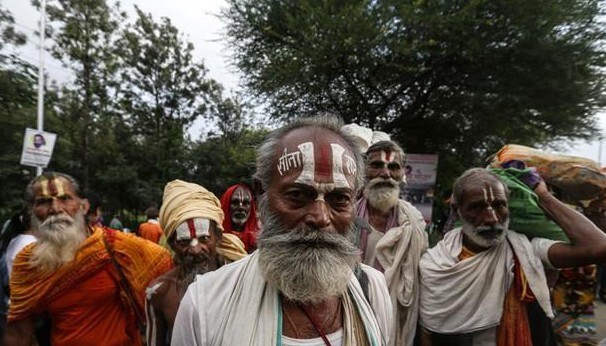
[220,183,259,253]
[356,140,427,346]
[145,180,247,346]
[4,172,172,346]
[172,116,393,345]
[419,168,606,346]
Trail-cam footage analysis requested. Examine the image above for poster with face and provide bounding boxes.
[20,128,58,168]
[401,154,439,223]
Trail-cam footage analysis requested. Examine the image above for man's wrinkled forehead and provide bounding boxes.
[175,218,212,241]
[232,186,252,200]
[275,127,357,188]
[34,176,73,198]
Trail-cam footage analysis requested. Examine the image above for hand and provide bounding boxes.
[500,159,542,190]
[533,179,549,196]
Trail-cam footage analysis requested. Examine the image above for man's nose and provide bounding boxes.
[379,165,390,178]
[305,200,331,229]
[48,198,62,215]
[481,208,499,226]
[188,242,207,255]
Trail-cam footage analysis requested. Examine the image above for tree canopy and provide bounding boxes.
[0,0,263,222]
[222,0,606,188]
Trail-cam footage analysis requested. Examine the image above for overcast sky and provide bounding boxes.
[5,0,606,164]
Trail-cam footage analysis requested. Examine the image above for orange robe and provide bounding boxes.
[139,221,163,243]
[9,227,172,345]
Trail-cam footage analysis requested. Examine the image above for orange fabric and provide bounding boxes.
[496,276,532,346]
[9,227,172,344]
[48,267,135,346]
[458,246,534,346]
[139,221,163,243]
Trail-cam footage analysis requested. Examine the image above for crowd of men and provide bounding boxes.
[1,115,606,346]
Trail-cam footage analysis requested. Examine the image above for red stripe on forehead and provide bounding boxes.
[187,219,196,239]
[385,151,393,162]
[48,179,57,195]
[315,143,333,182]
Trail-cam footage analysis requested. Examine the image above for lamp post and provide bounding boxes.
[35,0,47,176]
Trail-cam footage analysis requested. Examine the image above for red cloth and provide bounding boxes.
[220,184,259,253]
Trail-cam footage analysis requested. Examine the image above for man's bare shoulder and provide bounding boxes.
[146,268,178,303]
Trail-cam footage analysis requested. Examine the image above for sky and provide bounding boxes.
[5,0,606,164]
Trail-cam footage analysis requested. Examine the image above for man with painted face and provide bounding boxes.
[146,180,247,346]
[4,172,172,346]
[356,140,427,346]
[172,116,393,345]
[220,183,259,253]
[419,168,606,346]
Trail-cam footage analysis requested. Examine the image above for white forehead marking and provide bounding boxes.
[175,218,210,241]
[293,142,351,189]
[190,238,199,247]
[277,147,302,176]
[294,142,315,185]
[330,143,349,189]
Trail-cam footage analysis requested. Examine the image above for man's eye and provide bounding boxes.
[198,235,210,243]
[177,239,190,246]
[35,198,51,206]
[369,162,384,169]
[326,193,353,208]
[492,201,507,209]
[387,163,401,170]
[284,190,308,201]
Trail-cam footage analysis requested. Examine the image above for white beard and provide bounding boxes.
[257,197,360,304]
[365,177,400,213]
[460,216,509,249]
[31,210,87,272]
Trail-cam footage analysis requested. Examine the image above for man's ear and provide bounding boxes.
[81,199,91,214]
[451,204,459,218]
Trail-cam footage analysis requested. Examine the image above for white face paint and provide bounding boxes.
[175,218,211,247]
[292,142,354,189]
[482,187,498,220]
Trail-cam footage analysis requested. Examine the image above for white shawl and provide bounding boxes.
[419,228,553,334]
[171,252,393,345]
[374,200,427,346]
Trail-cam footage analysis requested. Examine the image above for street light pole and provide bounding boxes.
[35,0,47,177]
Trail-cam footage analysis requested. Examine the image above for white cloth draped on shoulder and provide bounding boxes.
[419,228,554,335]
[374,200,427,346]
[171,251,393,345]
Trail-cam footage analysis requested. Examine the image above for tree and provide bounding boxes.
[37,0,125,191]
[0,4,37,216]
[191,128,269,196]
[116,6,224,203]
[222,0,606,196]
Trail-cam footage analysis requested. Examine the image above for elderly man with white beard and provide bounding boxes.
[355,140,427,346]
[172,116,393,345]
[4,172,172,346]
[419,168,606,346]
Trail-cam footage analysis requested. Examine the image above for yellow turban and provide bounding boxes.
[159,180,246,262]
